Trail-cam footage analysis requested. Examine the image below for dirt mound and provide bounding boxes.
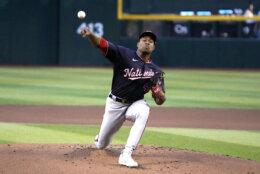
[1,105,260,173]
[0,144,259,174]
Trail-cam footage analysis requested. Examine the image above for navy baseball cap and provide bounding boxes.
[139,31,157,43]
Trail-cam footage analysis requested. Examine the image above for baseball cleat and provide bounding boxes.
[118,152,138,168]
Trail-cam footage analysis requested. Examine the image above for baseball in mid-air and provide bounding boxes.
[77,10,86,19]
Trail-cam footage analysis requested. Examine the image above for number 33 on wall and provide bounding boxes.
[77,22,104,36]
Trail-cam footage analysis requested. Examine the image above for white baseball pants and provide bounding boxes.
[94,95,150,151]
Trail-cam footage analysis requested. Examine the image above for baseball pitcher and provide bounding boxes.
[80,28,166,167]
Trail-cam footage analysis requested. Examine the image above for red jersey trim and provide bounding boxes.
[98,37,108,56]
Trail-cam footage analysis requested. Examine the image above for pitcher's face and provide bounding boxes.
[137,36,155,54]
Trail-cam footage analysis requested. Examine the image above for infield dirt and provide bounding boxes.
[0,105,259,174]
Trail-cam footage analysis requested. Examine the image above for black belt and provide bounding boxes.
[109,94,134,104]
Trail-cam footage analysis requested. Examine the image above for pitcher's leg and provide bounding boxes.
[118,99,150,167]
[124,100,150,151]
[95,97,127,149]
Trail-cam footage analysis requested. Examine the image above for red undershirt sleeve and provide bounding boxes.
[97,37,108,56]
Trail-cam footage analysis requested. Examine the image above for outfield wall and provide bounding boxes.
[119,38,260,68]
[0,0,59,65]
[0,0,260,68]
[124,0,260,15]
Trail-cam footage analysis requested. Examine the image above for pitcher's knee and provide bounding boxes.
[96,144,106,149]
[94,141,107,149]
[94,135,106,149]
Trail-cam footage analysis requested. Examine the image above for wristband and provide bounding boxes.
[152,86,161,94]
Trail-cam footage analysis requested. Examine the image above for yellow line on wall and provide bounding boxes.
[117,0,123,19]
[117,0,260,21]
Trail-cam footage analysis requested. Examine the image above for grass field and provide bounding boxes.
[0,67,260,108]
[0,67,260,161]
[0,123,259,161]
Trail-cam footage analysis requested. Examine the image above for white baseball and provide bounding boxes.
[77,11,86,19]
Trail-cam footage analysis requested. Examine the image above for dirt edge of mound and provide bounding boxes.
[0,144,259,174]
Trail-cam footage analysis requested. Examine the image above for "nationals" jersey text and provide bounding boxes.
[124,68,155,80]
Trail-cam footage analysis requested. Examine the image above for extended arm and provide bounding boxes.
[80,27,108,55]
[80,27,101,47]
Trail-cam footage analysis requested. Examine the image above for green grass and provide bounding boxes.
[0,67,260,109]
[0,67,260,161]
[0,122,259,161]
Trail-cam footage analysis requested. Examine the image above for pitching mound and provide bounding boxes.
[0,144,259,174]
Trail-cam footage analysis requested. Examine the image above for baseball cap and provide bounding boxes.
[139,31,157,43]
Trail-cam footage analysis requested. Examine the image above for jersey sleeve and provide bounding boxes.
[97,37,133,65]
[97,37,108,56]
[105,41,122,64]
[97,37,120,64]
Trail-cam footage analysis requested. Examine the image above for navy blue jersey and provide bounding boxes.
[104,41,165,101]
